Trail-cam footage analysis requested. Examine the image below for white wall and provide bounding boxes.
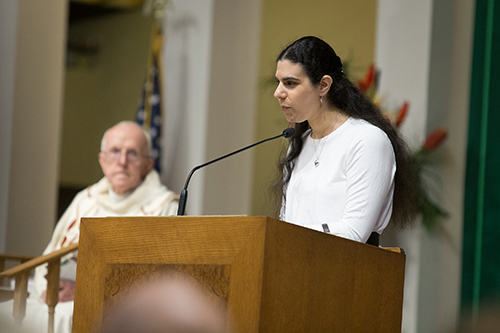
[0,0,67,255]
[376,1,474,332]
[203,0,262,215]
[163,0,261,215]
[163,0,215,215]
[417,1,474,332]
[375,3,433,330]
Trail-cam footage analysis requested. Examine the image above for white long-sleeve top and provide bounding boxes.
[281,117,396,243]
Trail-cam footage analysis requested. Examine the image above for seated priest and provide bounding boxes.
[0,120,179,333]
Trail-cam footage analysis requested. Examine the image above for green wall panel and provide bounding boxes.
[461,0,500,319]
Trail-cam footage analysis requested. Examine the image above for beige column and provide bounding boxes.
[375,0,474,332]
[2,0,67,255]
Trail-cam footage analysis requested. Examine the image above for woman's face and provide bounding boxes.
[274,60,321,124]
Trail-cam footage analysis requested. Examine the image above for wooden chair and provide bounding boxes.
[0,253,33,302]
[0,254,34,274]
[0,243,78,333]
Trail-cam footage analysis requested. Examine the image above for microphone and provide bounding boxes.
[177,127,295,215]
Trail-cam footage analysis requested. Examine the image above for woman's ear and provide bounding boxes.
[319,75,333,97]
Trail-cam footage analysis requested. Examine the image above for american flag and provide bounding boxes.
[136,27,163,173]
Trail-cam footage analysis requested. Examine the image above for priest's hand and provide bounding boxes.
[58,279,76,302]
[42,279,76,303]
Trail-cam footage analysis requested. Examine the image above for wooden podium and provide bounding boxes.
[72,216,405,332]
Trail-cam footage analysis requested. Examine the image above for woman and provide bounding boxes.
[273,36,417,245]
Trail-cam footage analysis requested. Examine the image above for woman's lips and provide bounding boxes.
[281,105,290,112]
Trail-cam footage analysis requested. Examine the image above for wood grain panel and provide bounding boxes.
[73,216,267,332]
[103,263,230,313]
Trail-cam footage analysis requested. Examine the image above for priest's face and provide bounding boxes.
[98,122,154,195]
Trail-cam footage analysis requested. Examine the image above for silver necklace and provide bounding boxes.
[311,111,341,168]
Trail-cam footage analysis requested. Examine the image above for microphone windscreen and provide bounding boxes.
[283,127,296,138]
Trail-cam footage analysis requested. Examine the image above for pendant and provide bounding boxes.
[314,160,320,167]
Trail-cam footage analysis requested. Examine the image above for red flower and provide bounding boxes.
[395,101,409,127]
[358,63,376,93]
[423,128,448,151]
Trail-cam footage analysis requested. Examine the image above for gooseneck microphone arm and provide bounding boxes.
[177,128,295,215]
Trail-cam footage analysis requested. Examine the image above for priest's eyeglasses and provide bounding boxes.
[102,148,149,163]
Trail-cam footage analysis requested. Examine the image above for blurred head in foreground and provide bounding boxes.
[455,304,500,333]
[99,272,229,333]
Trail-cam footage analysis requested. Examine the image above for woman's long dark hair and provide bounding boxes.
[273,36,418,228]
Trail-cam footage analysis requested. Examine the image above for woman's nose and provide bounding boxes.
[274,84,284,99]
